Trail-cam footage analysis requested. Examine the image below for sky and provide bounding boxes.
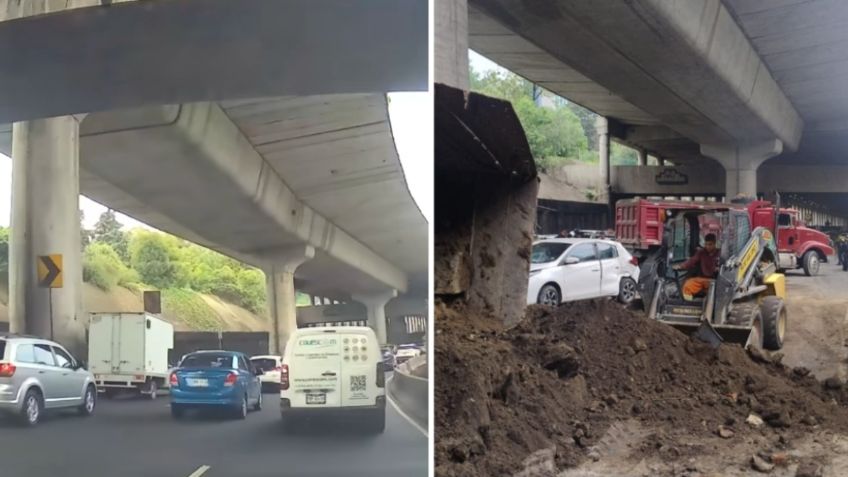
[0,91,432,229]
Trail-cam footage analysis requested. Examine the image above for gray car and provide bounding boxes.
[0,334,97,426]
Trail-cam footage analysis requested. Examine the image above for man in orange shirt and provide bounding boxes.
[673,233,720,301]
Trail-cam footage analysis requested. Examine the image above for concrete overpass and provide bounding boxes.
[437,0,848,211]
[4,0,428,355]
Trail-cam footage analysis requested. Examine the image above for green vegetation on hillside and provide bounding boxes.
[469,63,640,172]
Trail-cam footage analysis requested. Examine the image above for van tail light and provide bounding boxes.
[376,363,385,388]
[224,372,238,387]
[0,362,15,377]
[280,364,290,390]
[169,372,178,388]
[629,256,639,266]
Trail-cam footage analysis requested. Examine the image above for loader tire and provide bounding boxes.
[759,296,787,351]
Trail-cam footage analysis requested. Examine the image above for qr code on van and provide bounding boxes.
[350,375,366,392]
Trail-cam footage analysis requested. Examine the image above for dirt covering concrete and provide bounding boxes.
[435,298,848,477]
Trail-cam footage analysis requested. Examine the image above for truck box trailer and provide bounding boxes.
[88,313,174,399]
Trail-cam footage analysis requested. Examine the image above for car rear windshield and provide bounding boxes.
[250,358,277,371]
[180,353,234,369]
[531,243,571,263]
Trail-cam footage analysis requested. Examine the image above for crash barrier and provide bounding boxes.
[389,354,428,428]
[169,331,270,363]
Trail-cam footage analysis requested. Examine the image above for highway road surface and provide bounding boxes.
[0,386,427,477]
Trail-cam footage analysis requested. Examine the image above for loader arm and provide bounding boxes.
[712,226,777,324]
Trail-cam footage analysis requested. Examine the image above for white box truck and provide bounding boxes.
[88,312,174,399]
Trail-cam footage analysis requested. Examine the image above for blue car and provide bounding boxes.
[169,350,263,419]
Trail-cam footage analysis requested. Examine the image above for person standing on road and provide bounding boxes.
[672,233,720,301]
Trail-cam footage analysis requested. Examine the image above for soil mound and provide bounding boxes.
[435,298,848,477]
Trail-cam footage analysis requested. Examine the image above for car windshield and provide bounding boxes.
[531,242,571,263]
[180,353,234,369]
[250,358,277,371]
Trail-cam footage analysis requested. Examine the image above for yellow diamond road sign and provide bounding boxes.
[37,254,63,288]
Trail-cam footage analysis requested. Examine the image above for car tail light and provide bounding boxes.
[224,372,238,387]
[280,364,290,390]
[169,372,178,388]
[0,362,15,377]
[630,256,639,266]
[376,362,385,388]
[274,366,282,373]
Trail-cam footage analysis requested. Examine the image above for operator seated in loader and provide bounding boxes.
[672,233,720,301]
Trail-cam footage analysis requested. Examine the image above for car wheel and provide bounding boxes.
[19,388,43,427]
[170,404,185,420]
[367,410,386,434]
[618,277,637,304]
[253,391,262,412]
[537,284,561,306]
[78,385,96,417]
[803,251,820,276]
[235,395,248,420]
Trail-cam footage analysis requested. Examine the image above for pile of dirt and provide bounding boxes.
[435,298,848,477]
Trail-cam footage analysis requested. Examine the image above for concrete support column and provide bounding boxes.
[9,116,85,356]
[701,139,783,201]
[435,0,469,89]
[596,116,610,202]
[264,245,315,355]
[352,290,397,345]
[658,157,666,166]
[637,149,648,166]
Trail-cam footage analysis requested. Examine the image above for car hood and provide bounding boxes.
[529,261,558,272]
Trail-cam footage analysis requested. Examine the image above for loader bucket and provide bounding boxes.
[663,320,753,348]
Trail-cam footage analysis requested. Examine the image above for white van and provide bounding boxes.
[280,326,385,433]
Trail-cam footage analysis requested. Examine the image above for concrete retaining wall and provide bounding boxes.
[389,355,428,428]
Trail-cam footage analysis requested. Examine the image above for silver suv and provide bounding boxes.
[0,334,97,426]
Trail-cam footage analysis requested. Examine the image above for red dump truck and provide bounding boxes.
[615,198,834,276]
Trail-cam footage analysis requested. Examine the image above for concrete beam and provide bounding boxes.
[353,290,398,345]
[701,139,783,198]
[80,102,408,295]
[435,0,470,89]
[470,0,804,150]
[0,0,427,122]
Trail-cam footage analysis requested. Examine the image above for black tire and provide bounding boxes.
[759,296,787,351]
[366,409,386,434]
[78,385,96,417]
[147,380,158,400]
[618,277,637,304]
[537,284,561,306]
[803,251,820,276]
[253,392,262,412]
[170,404,185,420]
[235,395,248,420]
[18,388,43,427]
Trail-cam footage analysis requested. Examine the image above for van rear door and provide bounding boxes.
[340,332,378,407]
[290,333,342,407]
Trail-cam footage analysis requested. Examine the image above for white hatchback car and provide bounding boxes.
[249,355,282,392]
[527,238,640,306]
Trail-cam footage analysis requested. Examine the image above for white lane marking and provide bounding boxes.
[386,375,428,438]
[187,465,211,477]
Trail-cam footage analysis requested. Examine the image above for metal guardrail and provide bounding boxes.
[389,355,428,428]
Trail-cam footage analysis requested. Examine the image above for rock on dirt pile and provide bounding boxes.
[435,298,848,477]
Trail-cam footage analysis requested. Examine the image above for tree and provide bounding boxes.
[469,65,596,172]
[93,210,129,263]
[129,231,179,289]
[80,210,93,250]
[83,242,137,290]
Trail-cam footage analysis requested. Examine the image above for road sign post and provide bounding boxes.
[37,255,62,340]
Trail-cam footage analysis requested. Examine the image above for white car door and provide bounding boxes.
[560,243,601,301]
[597,242,621,296]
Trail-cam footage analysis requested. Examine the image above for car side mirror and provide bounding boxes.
[75,360,86,370]
[563,256,580,265]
